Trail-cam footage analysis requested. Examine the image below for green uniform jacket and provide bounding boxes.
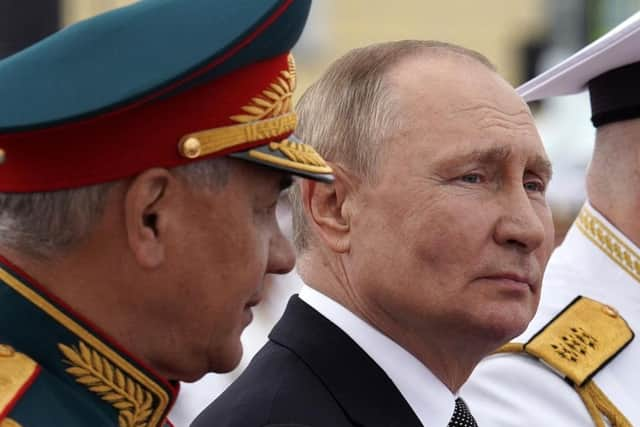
[0,256,177,426]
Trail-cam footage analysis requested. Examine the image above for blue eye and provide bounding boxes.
[524,180,545,192]
[461,174,481,183]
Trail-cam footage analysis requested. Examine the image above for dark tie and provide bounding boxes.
[448,398,478,427]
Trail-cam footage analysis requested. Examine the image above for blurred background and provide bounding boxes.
[2,0,639,424]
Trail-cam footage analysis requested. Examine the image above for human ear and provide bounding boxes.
[123,168,173,268]
[301,166,355,253]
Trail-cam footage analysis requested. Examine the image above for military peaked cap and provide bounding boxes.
[0,0,333,191]
[517,12,640,127]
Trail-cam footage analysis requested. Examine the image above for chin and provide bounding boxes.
[209,341,244,374]
[180,370,208,383]
[483,308,534,347]
[159,337,244,382]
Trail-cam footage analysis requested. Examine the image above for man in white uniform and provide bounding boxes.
[462,12,640,427]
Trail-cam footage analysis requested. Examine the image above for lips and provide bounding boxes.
[481,272,538,290]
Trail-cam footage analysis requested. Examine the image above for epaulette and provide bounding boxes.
[0,344,40,423]
[496,296,634,426]
[524,296,633,386]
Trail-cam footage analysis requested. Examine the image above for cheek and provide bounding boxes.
[538,206,556,262]
[215,231,266,287]
[178,219,265,309]
[358,192,484,268]
[205,208,263,264]
[413,204,492,258]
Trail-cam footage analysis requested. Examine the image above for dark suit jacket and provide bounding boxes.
[191,295,423,427]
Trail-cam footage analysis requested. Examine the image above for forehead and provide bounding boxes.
[390,53,530,122]
[386,54,545,163]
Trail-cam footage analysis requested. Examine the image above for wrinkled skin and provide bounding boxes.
[339,54,555,389]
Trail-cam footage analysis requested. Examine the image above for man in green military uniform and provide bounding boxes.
[0,0,332,425]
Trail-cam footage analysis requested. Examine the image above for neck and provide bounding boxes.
[587,120,640,246]
[2,242,157,374]
[359,307,490,393]
[301,251,488,393]
[4,245,123,327]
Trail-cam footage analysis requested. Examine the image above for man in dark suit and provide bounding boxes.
[193,40,557,427]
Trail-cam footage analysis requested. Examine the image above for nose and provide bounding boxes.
[267,227,296,275]
[494,188,548,253]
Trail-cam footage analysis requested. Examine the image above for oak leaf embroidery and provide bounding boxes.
[230,55,296,124]
[59,341,154,427]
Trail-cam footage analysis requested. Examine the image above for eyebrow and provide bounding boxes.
[452,146,553,181]
[464,145,512,165]
[530,154,553,182]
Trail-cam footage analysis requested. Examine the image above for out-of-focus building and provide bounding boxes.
[59,0,134,23]
[293,0,546,91]
[3,1,640,425]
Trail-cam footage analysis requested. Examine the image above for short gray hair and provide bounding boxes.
[290,40,495,252]
[0,158,230,259]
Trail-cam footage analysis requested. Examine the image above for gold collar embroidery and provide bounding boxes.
[0,266,173,427]
[576,205,640,284]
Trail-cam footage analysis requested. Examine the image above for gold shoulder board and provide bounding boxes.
[524,296,634,386]
[0,344,39,415]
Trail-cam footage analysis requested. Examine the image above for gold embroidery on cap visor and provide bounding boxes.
[248,140,333,174]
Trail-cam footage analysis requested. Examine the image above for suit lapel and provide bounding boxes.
[269,296,424,427]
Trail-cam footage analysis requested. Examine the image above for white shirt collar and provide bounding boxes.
[298,285,456,427]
